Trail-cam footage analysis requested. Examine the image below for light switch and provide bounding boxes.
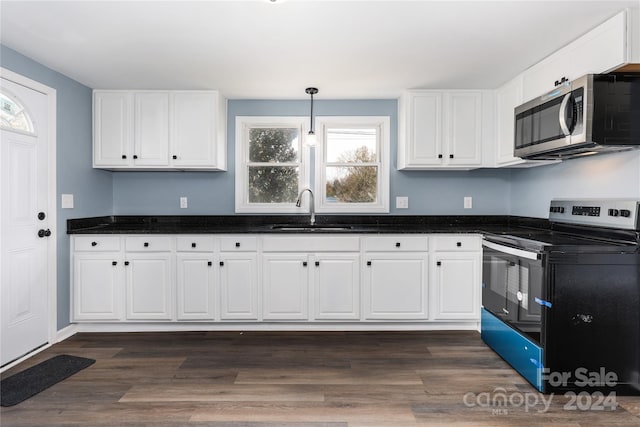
[464,197,473,209]
[180,197,188,209]
[396,196,409,209]
[61,194,74,209]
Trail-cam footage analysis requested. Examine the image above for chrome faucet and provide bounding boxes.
[296,188,315,225]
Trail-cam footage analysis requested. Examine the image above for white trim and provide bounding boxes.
[315,116,390,213]
[0,325,77,374]
[235,116,311,213]
[0,67,58,350]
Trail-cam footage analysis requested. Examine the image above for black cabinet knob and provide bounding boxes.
[367,261,372,266]
[449,154,454,159]
[122,155,127,159]
[112,261,117,266]
[220,261,224,266]
[172,155,177,160]
[437,261,442,266]
[315,261,320,267]
[395,242,401,248]
[91,241,97,247]
[208,261,212,266]
[438,154,443,159]
[124,261,130,266]
[192,243,196,248]
[457,242,462,247]
[133,155,138,159]
[302,261,308,267]
[235,242,240,247]
[144,242,149,247]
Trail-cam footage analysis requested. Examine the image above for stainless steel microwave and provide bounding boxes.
[514,73,640,160]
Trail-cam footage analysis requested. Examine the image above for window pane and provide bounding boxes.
[325,166,377,203]
[326,128,377,163]
[249,128,299,162]
[248,166,299,203]
[0,91,35,134]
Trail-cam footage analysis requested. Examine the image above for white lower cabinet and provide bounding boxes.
[125,252,174,320]
[176,254,216,320]
[262,253,309,320]
[431,235,482,320]
[73,253,124,321]
[219,253,259,320]
[314,254,360,320]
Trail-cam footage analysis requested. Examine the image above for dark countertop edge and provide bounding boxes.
[67,215,550,235]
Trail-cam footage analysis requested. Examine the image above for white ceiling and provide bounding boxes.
[1,0,637,99]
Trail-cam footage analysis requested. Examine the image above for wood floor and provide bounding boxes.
[2,331,639,426]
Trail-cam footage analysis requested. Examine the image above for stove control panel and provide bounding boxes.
[549,199,640,230]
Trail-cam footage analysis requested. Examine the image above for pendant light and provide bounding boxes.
[305,87,318,147]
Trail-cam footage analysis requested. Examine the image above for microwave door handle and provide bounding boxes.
[558,93,572,136]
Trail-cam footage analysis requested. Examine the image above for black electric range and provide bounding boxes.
[481,199,640,395]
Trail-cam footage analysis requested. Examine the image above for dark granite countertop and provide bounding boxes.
[67,215,550,235]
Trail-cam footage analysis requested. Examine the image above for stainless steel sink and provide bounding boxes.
[270,224,353,231]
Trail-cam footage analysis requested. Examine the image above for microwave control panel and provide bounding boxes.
[549,199,639,230]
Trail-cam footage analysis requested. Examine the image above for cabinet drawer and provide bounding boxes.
[74,236,121,252]
[176,236,215,252]
[220,236,257,252]
[263,236,360,252]
[363,236,428,252]
[125,236,173,252]
[431,235,481,251]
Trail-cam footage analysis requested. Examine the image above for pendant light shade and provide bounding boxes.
[305,87,318,147]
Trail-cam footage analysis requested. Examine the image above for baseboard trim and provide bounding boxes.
[56,324,79,342]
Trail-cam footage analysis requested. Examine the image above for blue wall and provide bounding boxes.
[113,99,513,215]
[1,45,113,329]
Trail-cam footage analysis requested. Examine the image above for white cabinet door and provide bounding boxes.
[495,76,524,166]
[171,91,223,168]
[403,92,443,167]
[93,91,131,167]
[262,253,309,320]
[125,253,173,320]
[134,92,169,166]
[446,92,482,166]
[314,254,360,320]
[73,253,124,321]
[176,254,216,320]
[432,252,480,320]
[219,253,259,320]
[363,253,428,320]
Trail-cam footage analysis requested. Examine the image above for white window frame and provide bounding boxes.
[314,116,390,213]
[235,116,310,213]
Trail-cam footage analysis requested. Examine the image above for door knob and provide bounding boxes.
[38,212,46,220]
[37,229,51,238]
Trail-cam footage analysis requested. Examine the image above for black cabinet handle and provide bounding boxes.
[192,243,196,248]
[112,261,117,266]
[449,154,454,159]
[235,242,240,247]
[172,155,177,160]
[302,261,308,267]
[144,242,149,247]
[457,242,462,247]
[438,154,443,159]
[315,261,320,267]
[122,154,127,159]
[367,261,372,266]
[91,241,97,247]
[219,261,224,266]
[133,155,138,159]
[437,261,441,266]
[124,261,130,266]
[395,242,401,248]
[208,261,212,266]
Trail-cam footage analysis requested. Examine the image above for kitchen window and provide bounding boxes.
[235,116,389,214]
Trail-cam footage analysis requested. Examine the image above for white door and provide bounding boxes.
[176,253,216,320]
[125,254,173,320]
[314,254,360,320]
[262,253,309,320]
[219,253,258,320]
[432,253,481,320]
[0,77,50,366]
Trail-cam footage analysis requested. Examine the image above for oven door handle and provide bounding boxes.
[482,240,541,261]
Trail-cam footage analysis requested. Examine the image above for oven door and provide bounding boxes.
[482,240,545,344]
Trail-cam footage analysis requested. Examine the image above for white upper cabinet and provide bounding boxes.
[522,10,630,102]
[398,90,489,170]
[93,90,227,171]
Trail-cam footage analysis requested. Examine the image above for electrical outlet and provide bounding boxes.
[464,197,473,209]
[61,194,74,209]
[396,196,409,209]
[180,197,188,209]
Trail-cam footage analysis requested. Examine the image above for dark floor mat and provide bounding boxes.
[1,354,95,407]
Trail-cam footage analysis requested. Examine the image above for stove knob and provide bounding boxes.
[609,209,619,217]
[620,209,631,218]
